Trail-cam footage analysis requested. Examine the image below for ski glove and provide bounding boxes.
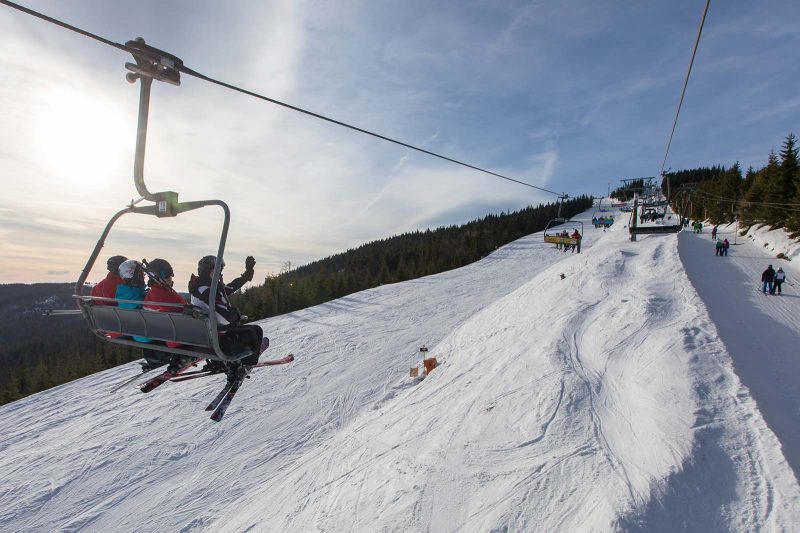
[245,256,256,270]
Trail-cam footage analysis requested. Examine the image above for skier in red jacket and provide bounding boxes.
[142,258,187,348]
[135,258,199,372]
[90,255,127,305]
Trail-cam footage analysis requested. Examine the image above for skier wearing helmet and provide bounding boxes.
[138,258,198,371]
[115,259,146,310]
[142,258,190,347]
[188,254,267,380]
[90,255,127,305]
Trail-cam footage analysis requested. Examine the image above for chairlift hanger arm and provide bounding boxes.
[124,38,182,207]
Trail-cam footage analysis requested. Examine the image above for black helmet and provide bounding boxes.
[198,255,225,277]
[146,258,174,279]
[107,255,128,274]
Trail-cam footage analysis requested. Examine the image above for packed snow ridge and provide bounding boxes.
[1,206,798,532]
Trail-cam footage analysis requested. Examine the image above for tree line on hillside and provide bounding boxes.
[233,196,593,320]
[0,283,139,405]
[609,179,645,201]
[663,133,800,234]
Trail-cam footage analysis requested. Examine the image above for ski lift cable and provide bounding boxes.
[659,0,711,178]
[691,190,800,210]
[0,0,566,198]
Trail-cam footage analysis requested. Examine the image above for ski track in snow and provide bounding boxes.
[0,207,798,532]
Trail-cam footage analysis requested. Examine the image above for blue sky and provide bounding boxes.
[1,0,799,284]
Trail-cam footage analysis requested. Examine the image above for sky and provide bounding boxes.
[1,0,799,285]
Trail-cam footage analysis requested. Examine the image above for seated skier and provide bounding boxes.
[188,255,268,381]
[116,259,191,373]
[570,229,581,252]
[139,258,198,372]
[90,255,127,305]
[142,258,187,347]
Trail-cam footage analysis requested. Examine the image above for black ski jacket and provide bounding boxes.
[188,270,252,325]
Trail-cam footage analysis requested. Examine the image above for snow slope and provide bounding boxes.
[0,207,798,532]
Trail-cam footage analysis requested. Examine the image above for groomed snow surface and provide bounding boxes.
[1,206,798,532]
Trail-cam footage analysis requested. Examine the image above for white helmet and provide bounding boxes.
[118,259,143,280]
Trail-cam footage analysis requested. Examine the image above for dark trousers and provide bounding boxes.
[219,324,264,365]
[141,348,194,368]
[774,280,783,294]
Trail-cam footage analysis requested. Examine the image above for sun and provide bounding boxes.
[36,88,130,186]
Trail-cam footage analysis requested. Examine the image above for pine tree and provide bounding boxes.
[761,151,783,225]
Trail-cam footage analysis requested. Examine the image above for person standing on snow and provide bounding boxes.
[711,226,718,240]
[722,238,730,256]
[762,265,776,294]
[90,255,127,305]
[773,267,787,295]
[188,255,267,380]
[715,239,723,256]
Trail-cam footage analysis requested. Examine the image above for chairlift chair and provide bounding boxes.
[628,196,683,236]
[543,196,584,251]
[74,39,253,364]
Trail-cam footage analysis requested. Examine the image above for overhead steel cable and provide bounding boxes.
[0,0,565,197]
[659,0,711,178]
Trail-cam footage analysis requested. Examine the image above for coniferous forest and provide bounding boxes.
[0,284,139,405]
[662,133,800,234]
[231,196,593,321]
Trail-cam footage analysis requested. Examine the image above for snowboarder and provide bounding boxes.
[711,226,718,240]
[774,267,786,295]
[762,265,776,294]
[188,255,267,380]
[90,255,127,305]
[715,239,723,256]
[722,238,730,256]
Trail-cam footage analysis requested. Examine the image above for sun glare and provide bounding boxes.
[36,89,130,186]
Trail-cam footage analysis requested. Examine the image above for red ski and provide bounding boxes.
[171,354,295,382]
[138,358,204,393]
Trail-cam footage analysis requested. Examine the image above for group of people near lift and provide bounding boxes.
[708,226,728,256]
[591,215,614,230]
[761,264,788,295]
[702,225,790,295]
[90,254,266,382]
[554,229,582,253]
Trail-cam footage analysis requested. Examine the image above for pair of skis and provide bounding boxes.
[113,354,295,422]
[199,355,295,422]
[171,354,295,382]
